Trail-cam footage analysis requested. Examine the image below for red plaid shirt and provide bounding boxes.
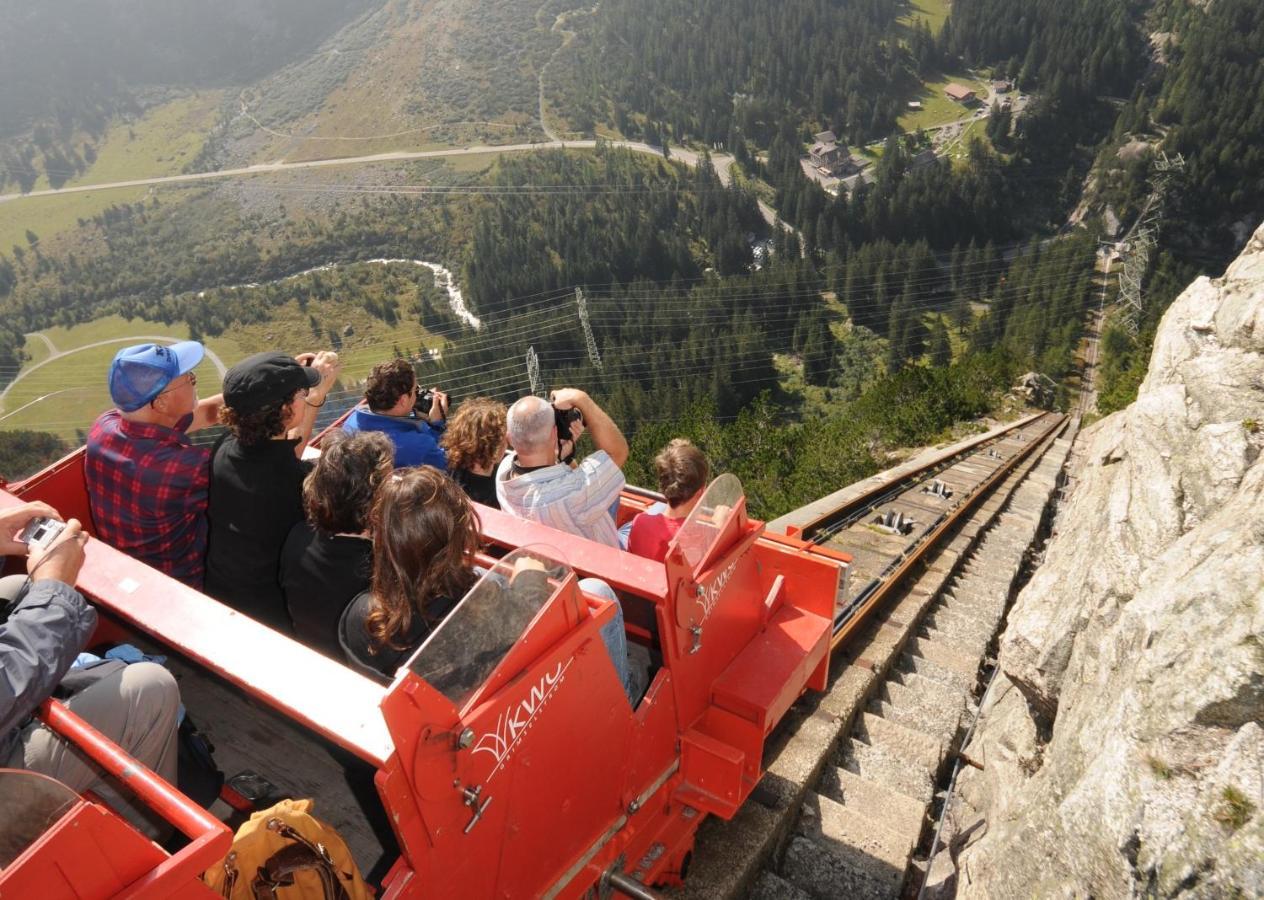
[84,410,211,587]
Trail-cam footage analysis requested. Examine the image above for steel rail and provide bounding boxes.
[795,413,1049,543]
[827,413,1067,650]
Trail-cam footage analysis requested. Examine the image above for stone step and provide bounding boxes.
[870,683,963,740]
[940,586,1008,618]
[855,712,944,771]
[925,619,990,652]
[926,606,995,644]
[904,636,980,681]
[782,834,898,900]
[899,651,975,694]
[796,791,913,886]
[839,737,934,803]
[818,766,927,841]
[891,670,967,717]
[748,870,813,900]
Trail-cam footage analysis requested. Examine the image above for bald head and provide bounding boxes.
[507,395,556,460]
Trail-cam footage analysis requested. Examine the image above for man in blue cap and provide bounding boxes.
[84,341,223,587]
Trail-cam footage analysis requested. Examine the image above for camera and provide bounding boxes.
[554,405,585,463]
[414,387,448,419]
[18,516,65,551]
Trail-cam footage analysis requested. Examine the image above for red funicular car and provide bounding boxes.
[1,443,848,898]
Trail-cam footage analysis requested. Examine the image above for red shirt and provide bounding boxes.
[627,512,686,562]
[84,410,211,587]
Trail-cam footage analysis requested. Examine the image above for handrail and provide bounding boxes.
[37,699,232,898]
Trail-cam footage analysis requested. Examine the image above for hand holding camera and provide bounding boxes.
[414,386,449,424]
[0,501,60,557]
[550,391,587,464]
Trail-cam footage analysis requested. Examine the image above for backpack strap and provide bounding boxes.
[249,817,351,900]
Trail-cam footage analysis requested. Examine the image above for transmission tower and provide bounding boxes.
[526,346,542,396]
[1117,152,1185,335]
[575,288,603,371]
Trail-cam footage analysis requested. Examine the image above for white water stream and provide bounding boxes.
[196,257,481,330]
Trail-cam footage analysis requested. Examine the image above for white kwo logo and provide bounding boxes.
[472,657,573,778]
[696,558,739,623]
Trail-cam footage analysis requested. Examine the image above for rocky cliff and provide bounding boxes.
[941,224,1264,898]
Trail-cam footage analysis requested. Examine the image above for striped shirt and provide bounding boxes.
[495,451,625,548]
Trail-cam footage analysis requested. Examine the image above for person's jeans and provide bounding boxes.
[579,577,646,705]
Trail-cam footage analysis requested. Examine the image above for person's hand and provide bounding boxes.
[0,501,61,557]
[27,518,87,586]
[304,351,342,401]
[427,388,449,424]
[512,556,547,578]
[549,388,589,412]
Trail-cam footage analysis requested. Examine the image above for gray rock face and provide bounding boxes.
[945,223,1264,898]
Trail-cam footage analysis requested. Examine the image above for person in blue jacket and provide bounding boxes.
[342,359,449,470]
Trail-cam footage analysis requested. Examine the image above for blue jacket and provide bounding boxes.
[343,406,448,471]
[1,580,97,761]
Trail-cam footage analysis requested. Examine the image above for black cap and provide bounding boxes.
[223,352,321,413]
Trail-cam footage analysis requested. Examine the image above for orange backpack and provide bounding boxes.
[202,798,373,899]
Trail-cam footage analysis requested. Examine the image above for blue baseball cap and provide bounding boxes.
[108,341,205,412]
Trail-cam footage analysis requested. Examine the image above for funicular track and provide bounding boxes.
[675,413,1074,900]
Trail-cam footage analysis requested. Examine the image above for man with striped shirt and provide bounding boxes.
[496,388,628,548]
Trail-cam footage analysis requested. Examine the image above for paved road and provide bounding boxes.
[0,139,790,231]
[0,335,228,411]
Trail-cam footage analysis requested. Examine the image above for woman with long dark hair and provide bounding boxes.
[339,467,480,679]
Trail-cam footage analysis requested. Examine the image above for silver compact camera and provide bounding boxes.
[18,516,65,550]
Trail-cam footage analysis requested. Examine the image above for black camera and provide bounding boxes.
[554,406,584,463]
[414,388,435,417]
[414,387,449,420]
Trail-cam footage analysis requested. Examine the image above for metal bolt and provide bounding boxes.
[458,727,475,749]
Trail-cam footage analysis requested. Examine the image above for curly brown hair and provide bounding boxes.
[302,431,394,535]
[219,391,297,447]
[441,397,508,472]
[364,466,481,651]
[364,359,416,413]
[655,438,710,505]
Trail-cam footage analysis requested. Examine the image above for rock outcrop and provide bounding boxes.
[940,223,1264,898]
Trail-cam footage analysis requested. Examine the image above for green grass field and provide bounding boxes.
[898,73,989,133]
[1,93,223,252]
[0,187,148,261]
[899,0,952,33]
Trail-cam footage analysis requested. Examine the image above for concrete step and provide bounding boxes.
[871,680,964,739]
[899,651,975,694]
[940,585,1008,618]
[904,636,980,681]
[796,791,912,886]
[925,614,990,657]
[782,834,898,900]
[748,870,813,900]
[839,737,934,804]
[855,712,944,771]
[818,766,927,840]
[926,606,995,644]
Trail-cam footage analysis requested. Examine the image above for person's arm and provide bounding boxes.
[289,351,342,456]
[0,520,93,739]
[551,389,628,468]
[188,393,224,432]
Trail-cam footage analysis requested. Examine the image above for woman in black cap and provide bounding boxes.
[204,350,340,632]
